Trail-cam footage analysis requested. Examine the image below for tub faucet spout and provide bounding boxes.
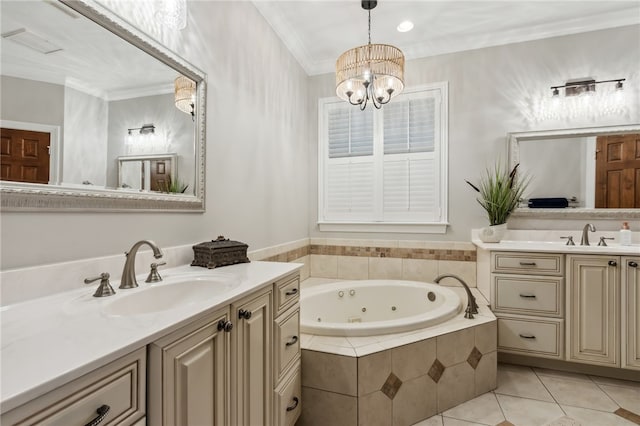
[120,240,163,289]
[433,274,478,319]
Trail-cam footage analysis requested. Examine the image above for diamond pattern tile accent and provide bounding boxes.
[467,346,483,369]
[428,359,445,383]
[381,372,403,400]
[615,408,640,425]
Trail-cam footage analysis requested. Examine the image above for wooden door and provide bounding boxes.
[150,159,171,191]
[148,308,230,426]
[1,127,50,184]
[623,257,640,370]
[595,133,640,208]
[567,255,620,367]
[232,288,273,426]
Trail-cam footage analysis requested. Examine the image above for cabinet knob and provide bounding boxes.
[285,336,299,347]
[84,404,110,426]
[217,320,233,332]
[629,261,638,268]
[608,260,618,267]
[238,309,252,320]
[286,396,299,412]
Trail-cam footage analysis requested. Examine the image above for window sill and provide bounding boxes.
[317,222,448,234]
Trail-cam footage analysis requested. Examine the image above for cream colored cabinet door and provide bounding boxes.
[148,307,231,426]
[232,287,273,426]
[566,255,620,367]
[623,257,640,370]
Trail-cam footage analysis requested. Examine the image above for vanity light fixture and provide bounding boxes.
[550,78,625,97]
[127,124,155,135]
[174,75,196,120]
[335,0,405,110]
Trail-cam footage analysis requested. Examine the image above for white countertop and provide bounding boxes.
[473,239,640,256]
[0,261,301,413]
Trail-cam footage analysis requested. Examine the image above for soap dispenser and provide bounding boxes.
[620,222,632,246]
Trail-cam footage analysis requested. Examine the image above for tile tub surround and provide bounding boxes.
[297,279,497,426]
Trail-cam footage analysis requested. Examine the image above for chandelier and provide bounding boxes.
[174,75,196,119]
[335,0,405,110]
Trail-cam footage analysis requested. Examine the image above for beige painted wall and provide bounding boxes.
[308,24,640,241]
[0,1,310,269]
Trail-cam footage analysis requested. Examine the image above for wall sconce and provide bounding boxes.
[127,124,155,135]
[550,78,625,97]
[175,76,195,120]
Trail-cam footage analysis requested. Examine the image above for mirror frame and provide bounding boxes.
[0,0,206,212]
[508,124,640,219]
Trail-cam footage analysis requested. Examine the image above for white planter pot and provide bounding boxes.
[478,223,508,243]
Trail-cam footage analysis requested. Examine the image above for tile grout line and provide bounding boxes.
[530,367,567,417]
[492,390,511,425]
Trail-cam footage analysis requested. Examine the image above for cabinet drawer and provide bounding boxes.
[274,362,301,426]
[498,317,563,359]
[493,275,563,317]
[275,273,300,316]
[492,252,564,276]
[275,305,300,382]
[2,348,146,426]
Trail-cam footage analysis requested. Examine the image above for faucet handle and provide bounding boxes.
[560,236,575,246]
[598,237,614,247]
[84,272,116,297]
[145,262,166,283]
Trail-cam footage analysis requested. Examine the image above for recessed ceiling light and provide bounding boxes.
[397,20,414,33]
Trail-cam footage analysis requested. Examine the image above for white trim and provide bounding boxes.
[1,120,62,185]
[318,222,448,234]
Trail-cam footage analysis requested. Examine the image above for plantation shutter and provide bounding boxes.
[324,104,375,220]
[382,93,441,221]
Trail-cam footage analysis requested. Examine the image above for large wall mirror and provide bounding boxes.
[509,124,640,219]
[0,0,206,211]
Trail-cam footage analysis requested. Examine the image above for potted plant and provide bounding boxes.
[466,162,529,243]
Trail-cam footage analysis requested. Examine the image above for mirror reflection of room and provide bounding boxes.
[0,0,196,195]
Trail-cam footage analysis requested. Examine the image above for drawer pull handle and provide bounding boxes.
[238,309,252,320]
[285,288,299,296]
[519,262,537,266]
[519,294,536,299]
[285,335,299,347]
[519,334,536,339]
[630,261,638,268]
[608,260,617,267]
[84,404,110,426]
[286,396,299,412]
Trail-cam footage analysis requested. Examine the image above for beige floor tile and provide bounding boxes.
[589,375,640,389]
[412,415,443,426]
[561,405,638,426]
[495,363,554,402]
[442,392,504,425]
[599,384,640,412]
[533,367,591,382]
[474,351,497,396]
[538,375,619,412]
[441,418,488,426]
[542,416,581,426]
[496,393,565,426]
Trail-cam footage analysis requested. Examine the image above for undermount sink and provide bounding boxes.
[103,275,239,316]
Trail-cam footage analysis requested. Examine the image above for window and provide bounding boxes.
[318,83,448,233]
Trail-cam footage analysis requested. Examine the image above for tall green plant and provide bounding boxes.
[159,175,189,194]
[466,163,530,226]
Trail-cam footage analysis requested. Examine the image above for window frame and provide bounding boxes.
[317,82,449,234]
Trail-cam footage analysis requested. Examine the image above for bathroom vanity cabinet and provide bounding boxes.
[483,248,640,373]
[0,266,301,426]
[1,348,147,425]
[148,271,301,426]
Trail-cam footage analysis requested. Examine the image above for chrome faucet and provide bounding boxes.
[580,223,596,246]
[434,274,479,319]
[120,240,164,289]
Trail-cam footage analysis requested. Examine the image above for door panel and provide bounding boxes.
[0,127,50,184]
[596,134,640,208]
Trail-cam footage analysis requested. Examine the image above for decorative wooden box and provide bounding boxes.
[191,236,250,269]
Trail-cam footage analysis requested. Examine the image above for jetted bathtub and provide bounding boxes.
[300,280,462,337]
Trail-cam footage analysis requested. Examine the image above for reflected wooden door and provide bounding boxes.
[0,128,50,184]
[150,159,170,191]
[595,133,640,208]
